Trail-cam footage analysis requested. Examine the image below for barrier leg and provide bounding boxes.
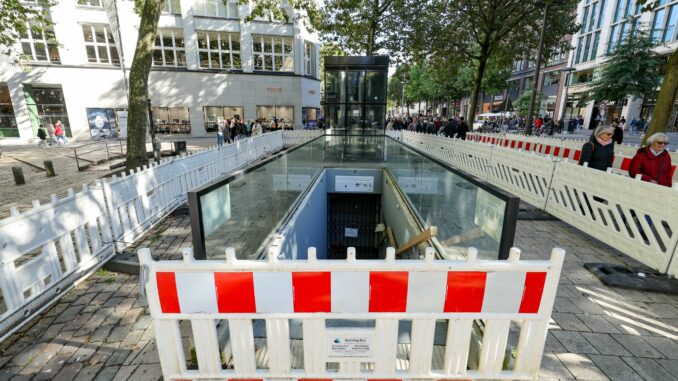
[192,319,222,375]
[374,319,398,373]
[443,319,474,375]
[478,319,511,376]
[229,318,256,373]
[409,318,436,374]
[154,319,184,379]
[266,318,291,374]
[302,318,325,374]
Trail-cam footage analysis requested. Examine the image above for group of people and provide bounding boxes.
[578,126,672,187]
[215,118,263,147]
[386,115,470,140]
[36,121,68,147]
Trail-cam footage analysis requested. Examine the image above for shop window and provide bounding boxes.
[0,84,18,138]
[194,0,238,18]
[302,107,319,129]
[82,24,120,65]
[32,86,72,137]
[20,22,60,63]
[197,32,241,70]
[304,41,315,77]
[203,106,243,132]
[252,35,293,72]
[154,29,186,67]
[151,107,190,134]
[86,108,123,139]
[256,106,294,130]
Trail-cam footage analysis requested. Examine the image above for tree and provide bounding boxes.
[515,90,542,117]
[588,29,662,109]
[319,0,406,55]
[406,0,578,123]
[637,0,678,143]
[0,0,55,61]
[319,42,346,90]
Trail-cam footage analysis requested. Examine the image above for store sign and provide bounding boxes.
[328,336,372,357]
[267,87,283,93]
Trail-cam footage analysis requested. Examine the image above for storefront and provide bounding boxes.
[203,106,243,132]
[256,105,294,130]
[302,106,319,129]
[25,85,71,137]
[151,106,190,134]
[0,83,17,138]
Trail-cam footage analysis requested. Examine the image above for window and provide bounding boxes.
[576,0,607,63]
[652,1,678,43]
[82,24,120,65]
[608,0,641,51]
[163,0,181,14]
[197,32,241,70]
[203,106,243,132]
[252,35,293,72]
[151,107,190,134]
[153,29,186,67]
[77,0,102,7]
[304,41,315,77]
[194,0,238,18]
[20,22,60,63]
[256,106,294,129]
[32,86,71,137]
[0,84,18,138]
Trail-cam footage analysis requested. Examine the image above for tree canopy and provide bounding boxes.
[0,0,55,60]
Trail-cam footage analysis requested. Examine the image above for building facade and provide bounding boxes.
[565,0,678,130]
[0,0,321,143]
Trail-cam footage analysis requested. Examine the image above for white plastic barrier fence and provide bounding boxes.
[283,129,323,147]
[398,131,678,277]
[140,246,565,381]
[0,185,113,340]
[0,131,288,342]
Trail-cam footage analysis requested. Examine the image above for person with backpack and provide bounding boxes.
[37,125,47,147]
[578,125,615,171]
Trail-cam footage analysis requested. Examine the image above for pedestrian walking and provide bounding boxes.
[54,121,68,144]
[37,125,47,147]
[456,117,469,140]
[629,132,672,187]
[578,125,615,171]
[47,123,56,145]
[216,121,225,147]
[612,119,623,144]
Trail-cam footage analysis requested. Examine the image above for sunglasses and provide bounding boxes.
[654,141,669,145]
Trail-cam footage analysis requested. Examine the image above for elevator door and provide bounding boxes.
[327,193,381,259]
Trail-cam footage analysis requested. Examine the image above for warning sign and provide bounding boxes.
[328,337,372,357]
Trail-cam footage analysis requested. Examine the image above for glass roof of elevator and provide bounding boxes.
[188,135,517,261]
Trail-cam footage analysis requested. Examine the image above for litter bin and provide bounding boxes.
[174,141,186,155]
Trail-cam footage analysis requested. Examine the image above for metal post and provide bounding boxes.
[525,2,551,135]
[147,99,160,162]
[105,142,110,160]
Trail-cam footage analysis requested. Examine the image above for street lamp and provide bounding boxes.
[401,80,409,117]
[525,0,567,135]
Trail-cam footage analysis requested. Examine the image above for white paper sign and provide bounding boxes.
[344,227,358,238]
[335,176,374,192]
[328,337,372,357]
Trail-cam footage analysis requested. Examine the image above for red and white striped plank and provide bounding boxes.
[154,270,547,315]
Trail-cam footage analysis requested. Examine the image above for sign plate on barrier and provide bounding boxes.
[328,336,372,357]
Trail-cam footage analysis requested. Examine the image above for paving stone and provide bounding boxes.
[581,333,632,356]
[68,343,98,364]
[72,363,104,381]
[105,347,132,367]
[93,366,120,381]
[643,336,678,360]
[556,353,609,380]
[552,331,599,354]
[612,334,664,359]
[0,368,21,381]
[102,297,124,309]
[128,342,159,366]
[120,308,145,326]
[89,344,117,366]
[132,315,152,331]
[53,305,84,324]
[33,353,71,381]
[622,357,678,381]
[588,354,643,381]
[120,330,145,350]
[570,296,607,314]
[90,292,114,306]
[90,325,114,343]
[128,363,162,381]
[107,326,132,343]
[579,314,622,334]
[551,313,591,331]
[657,359,678,379]
[553,297,584,314]
[71,292,97,306]
[52,362,84,381]
[539,352,574,379]
[110,365,137,381]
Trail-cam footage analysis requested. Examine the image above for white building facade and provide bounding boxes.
[0,0,321,142]
[565,0,678,130]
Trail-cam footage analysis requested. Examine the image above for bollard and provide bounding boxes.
[12,166,25,185]
[44,160,56,177]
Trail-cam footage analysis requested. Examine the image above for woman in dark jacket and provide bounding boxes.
[579,125,615,171]
[629,132,673,187]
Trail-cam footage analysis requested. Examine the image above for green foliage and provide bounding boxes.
[588,29,662,103]
[0,0,55,60]
[515,90,541,117]
[319,0,406,55]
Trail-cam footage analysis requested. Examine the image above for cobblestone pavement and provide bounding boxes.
[0,138,217,219]
[1,212,677,381]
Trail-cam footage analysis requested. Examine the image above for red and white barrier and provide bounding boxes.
[141,246,565,381]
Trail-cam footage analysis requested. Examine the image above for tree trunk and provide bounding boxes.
[644,49,678,145]
[467,56,488,123]
[126,0,164,171]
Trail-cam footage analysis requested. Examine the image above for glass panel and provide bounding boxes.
[21,43,32,58]
[175,31,184,47]
[231,36,240,51]
[652,9,665,42]
[347,105,363,131]
[165,49,175,65]
[591,31,600,60]
[589,2,598,31]
[274,39,282,53]
[197,32,207,49]
[283,39,293,54]
[95,27,106,43]
[327,104,345,129]
[608,24,619,53]
[253,38,262,52]
[83,25,94,42]
[276,106,294,128]
[228,2,238,17]
[217,0,227,17]
[207,0,217,16]
[581,6,590,33]
[273,56,281,71]
[98,46,109,62]
[347,71,364,103]
[283,55,293,71]
[613,0,624,21]
[209,33,218,49]
[254,55,264,70]
[86,46,97,62]
[264,55,273,70]
[363,105,385,131]
[221,53,230,68]
[232,54,241,69]
[210,52,219,68]
[199,51,209,67]
[177,51,186,66]
[598,0,607,28]
[110,47,120,65]
[364,71,387,103]
[664,4,678,42]
[162,34,173,48]
[325,71,346,103]
[153,49,164,65]
[264,39,272,53]
[220,35,229,50]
